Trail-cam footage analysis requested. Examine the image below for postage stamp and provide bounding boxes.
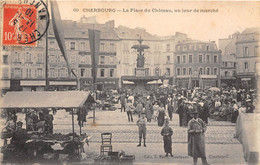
[2,0,49,46]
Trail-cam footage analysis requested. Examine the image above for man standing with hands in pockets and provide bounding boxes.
[136,112,147,147]
[188,111,210,165]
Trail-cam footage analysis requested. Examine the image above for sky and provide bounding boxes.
[53,1,260,43]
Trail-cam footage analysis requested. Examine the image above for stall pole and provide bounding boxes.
[92,83,96,124]
[25,109,28,130]
[72,108,75,141]
[79,108,82,135]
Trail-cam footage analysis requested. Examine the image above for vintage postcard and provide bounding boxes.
[0,0,260,164]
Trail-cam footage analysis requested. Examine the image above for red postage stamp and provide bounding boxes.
[2,4,37,46]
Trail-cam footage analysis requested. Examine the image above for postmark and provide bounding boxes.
[2,0,49,46]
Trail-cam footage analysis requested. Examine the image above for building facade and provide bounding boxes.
[218,33,239,87]
[174,41,222,88]
[235,27,260,89]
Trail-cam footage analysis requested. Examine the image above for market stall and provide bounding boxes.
[0,91,95,162]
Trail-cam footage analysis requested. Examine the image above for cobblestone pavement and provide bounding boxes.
[52,107,239,144]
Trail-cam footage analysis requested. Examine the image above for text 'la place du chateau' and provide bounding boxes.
[123,8,173,13]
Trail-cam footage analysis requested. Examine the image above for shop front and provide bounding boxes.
[20,80,46,91]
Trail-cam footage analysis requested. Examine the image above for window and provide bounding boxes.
[244,47,249,57]
[110,69,114,77]
[50,68,55,77]
[206,55,210,63]
[60,68,66,77]
[50,41,54,45]
[183,45,187,51]
[37,68,43,78]
[189,55,192,63]
[110,43,115,52]
[26,68,32,78]
[81,68,85,77]
[3,55,8,64]
[167,56,170,63]
[100,69,105,77]
[37,54,43,63]
[206,45,210,51]
[71,55,76,63]
[100,43,105,51]
[189,68,192,75]
[206,68,210,75]
[225,71,229,77]
[199,68,203,75]
[100,56,105,64]
[177,68,180,75]
[38,40,43,46]
[3,46,8,51]
[225,62,228,67]
[234,63,236,68]
[80,42,86,50]
[244,62,248,70]
[166,68,170,76]
[214,55,218,63]
[233,71,236,76]
[80,56,85,64]
[214,68,218,75]
[70,42,75,50]
[199,55,203,63]
[177,56,180,64]
[183,68,186,75]
[14,52,20,62]
[49,55,55,63]
[2,68,8,78]
[176,45,180,51]
[14,68,21,78]
[183,55,186,63]
[56,55,60,63]
[166,44,170,52]
[25,53,32,62]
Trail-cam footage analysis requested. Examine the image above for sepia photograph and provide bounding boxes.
[0,0,260,164]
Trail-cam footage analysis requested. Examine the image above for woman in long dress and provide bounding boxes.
[157,103,165,127]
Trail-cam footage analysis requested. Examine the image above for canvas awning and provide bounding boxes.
[122,80,134,85]
[0,91,95,109]
[147,79,162,84]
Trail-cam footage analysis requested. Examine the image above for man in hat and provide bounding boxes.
[136,113,147,147]
[246,99,255,113]
[11,121,28,153]
[188,111,209,165]
[161,118,173,157]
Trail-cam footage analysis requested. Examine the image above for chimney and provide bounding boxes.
[105,20,115,29]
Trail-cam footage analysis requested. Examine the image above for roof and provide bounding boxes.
[241,27,260,34]
[114,26,161,40]
[0,91,94,109]
[49,20,119,40]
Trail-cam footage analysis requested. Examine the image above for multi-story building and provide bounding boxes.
[219,33,239,87]
[1,46,12,93]
[3,18,119,91]
[235,27,260,89]
[174,41,222,88]
[161,33,189,84]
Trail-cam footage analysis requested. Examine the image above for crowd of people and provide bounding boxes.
[118,86,256,126]
[117,86,256,165]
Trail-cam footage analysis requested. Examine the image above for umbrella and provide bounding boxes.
[208,87,220,92]
[159,84,169,88]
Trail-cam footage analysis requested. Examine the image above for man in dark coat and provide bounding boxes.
[188,112,209,165]
[161,119,173,157]
[11,121,28,154]
[177,99,184,126]
[200,100,210,124]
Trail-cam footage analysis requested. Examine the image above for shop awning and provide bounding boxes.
[49,81,77,86]
[122,80,134,85]
[20,80,46,86]
[0,91,95,109]
[147,79,162,84]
